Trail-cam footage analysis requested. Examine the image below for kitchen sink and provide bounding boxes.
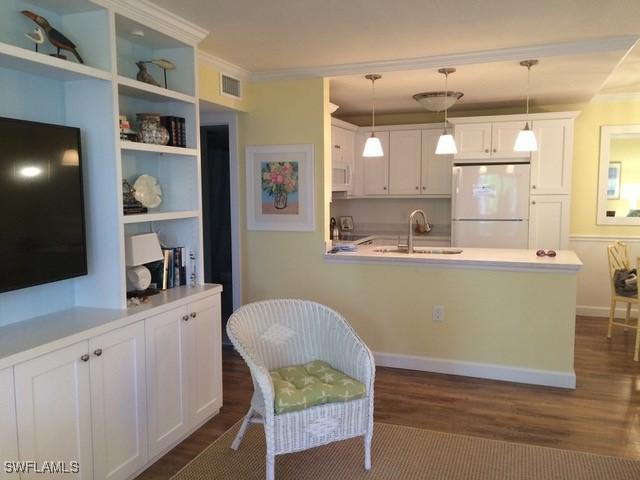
[373,247,463,254]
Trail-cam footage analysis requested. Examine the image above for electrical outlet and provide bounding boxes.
[432,305,445,322]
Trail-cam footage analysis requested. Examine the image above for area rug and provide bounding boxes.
[171,421,640,480]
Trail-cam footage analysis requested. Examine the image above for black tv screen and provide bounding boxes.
[0,117,87,293]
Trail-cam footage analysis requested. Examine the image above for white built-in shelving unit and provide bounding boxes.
[0,0,208,319]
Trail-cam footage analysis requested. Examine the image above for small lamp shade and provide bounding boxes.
[362,135,384,157]
[435,133,458,155]
[125,233,163,266]
[514,126,538,152]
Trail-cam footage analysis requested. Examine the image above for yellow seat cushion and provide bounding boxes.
[270,360,366,414]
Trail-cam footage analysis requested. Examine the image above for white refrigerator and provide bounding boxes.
[452,163,530,249]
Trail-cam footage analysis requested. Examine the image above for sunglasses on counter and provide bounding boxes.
[536,249,557,257]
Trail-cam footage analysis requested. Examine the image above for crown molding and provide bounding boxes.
[592,92,640,102]
[249,36,638,82]
[198,50,250,80]
[93,0,209,46]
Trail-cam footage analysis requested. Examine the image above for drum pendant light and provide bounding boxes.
[514,59,539,152]
[435,68,458,155]
[362,74,383,157]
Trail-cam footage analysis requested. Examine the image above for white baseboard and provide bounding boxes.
[373,352,576,389]
[576,305,638,318]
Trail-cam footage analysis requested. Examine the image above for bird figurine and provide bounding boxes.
[135,61,161,87]
[149,59,175,88]
[24,27,44,52]
[21,10,84,64]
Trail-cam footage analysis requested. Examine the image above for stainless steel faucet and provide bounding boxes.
[407,209,431,253]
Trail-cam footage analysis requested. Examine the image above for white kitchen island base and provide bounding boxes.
[324,246,581,389]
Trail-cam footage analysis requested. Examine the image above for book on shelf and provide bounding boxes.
[160,116,186,148]
[158,246,187,289]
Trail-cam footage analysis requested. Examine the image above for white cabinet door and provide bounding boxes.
[491,121,530,159]
[15,342,92,480]
[185,295,222,427]
[531,119,572,195]
[421,129,452,195]
[529,195,570,250]
[89,323,147,480]
[0,368,19,479]
[389,130,421,195]
[145,306,189,458]
[331,126,343,164]
[360,131,390,195]
[453,123,492,159]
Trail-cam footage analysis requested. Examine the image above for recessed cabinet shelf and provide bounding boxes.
[0,42,112,82]
[120,140,197,156]
[117,76,196,104]
[121,210,200,224]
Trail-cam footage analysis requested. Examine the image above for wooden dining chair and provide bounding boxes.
[607,241,640,361]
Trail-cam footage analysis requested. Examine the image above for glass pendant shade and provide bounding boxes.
[362,134,384,157]
[435,133,458,155]
[514,124,538,152]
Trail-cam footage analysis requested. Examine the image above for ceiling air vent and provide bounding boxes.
[220,73,242,99]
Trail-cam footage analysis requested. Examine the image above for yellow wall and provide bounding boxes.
[572,99,640,234]
[237,78,577,374]
[198,60,249,112]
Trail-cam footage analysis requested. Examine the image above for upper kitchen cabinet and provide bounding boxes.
[389,130,421,194]
[491,122,529,159]
[452,122,492,159]
[331,123,356,193]
[358,130,391,195]
[452,121,529,160]
[421,129,452,196]
[530,118,574,195]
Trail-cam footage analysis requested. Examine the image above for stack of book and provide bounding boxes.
[160,116,187,148]
[150,246,187,290]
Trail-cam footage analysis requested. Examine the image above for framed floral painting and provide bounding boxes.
[246,144,315,231]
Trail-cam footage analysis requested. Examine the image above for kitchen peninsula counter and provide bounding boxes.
[325,244,582,273]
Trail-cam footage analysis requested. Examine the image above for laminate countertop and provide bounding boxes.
[324,244,583,273]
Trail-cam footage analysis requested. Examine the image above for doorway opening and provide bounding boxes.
[201,125,233,341]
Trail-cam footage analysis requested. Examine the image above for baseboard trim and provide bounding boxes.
[373,352,576,389]
[577,305,638,318]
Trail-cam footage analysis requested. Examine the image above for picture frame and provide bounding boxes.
[246,144,315,231]
[339,216,354,231]
[607,162,621,199]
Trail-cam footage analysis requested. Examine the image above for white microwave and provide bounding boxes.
[332,161,352,192]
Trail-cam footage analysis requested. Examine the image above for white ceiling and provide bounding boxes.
[330,51,628,115]
[151,0,640,112]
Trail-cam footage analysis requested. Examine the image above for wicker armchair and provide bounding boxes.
[227,299,375,480]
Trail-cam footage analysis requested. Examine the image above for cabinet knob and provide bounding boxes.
[532,185,537,189]
[532,201,537,205]
[80,354,90,362]
[415,186,419,190]
[94,348,102,357]
[485,149,489,153]
[190,312,197,319]
[383,186,387,190]
[182,314,189,321]
[422,186,426,190]
[334,145,340,149]
[492,148,497,153]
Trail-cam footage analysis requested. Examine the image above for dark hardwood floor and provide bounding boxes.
[136,316,640,479]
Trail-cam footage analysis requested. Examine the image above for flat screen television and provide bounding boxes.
[0,117,87,293]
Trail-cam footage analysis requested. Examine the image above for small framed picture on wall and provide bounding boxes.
[245,144,315,231]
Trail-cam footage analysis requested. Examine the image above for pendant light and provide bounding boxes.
[514,59,539,152]
[435,68,458,155]
[362,74,384,157]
